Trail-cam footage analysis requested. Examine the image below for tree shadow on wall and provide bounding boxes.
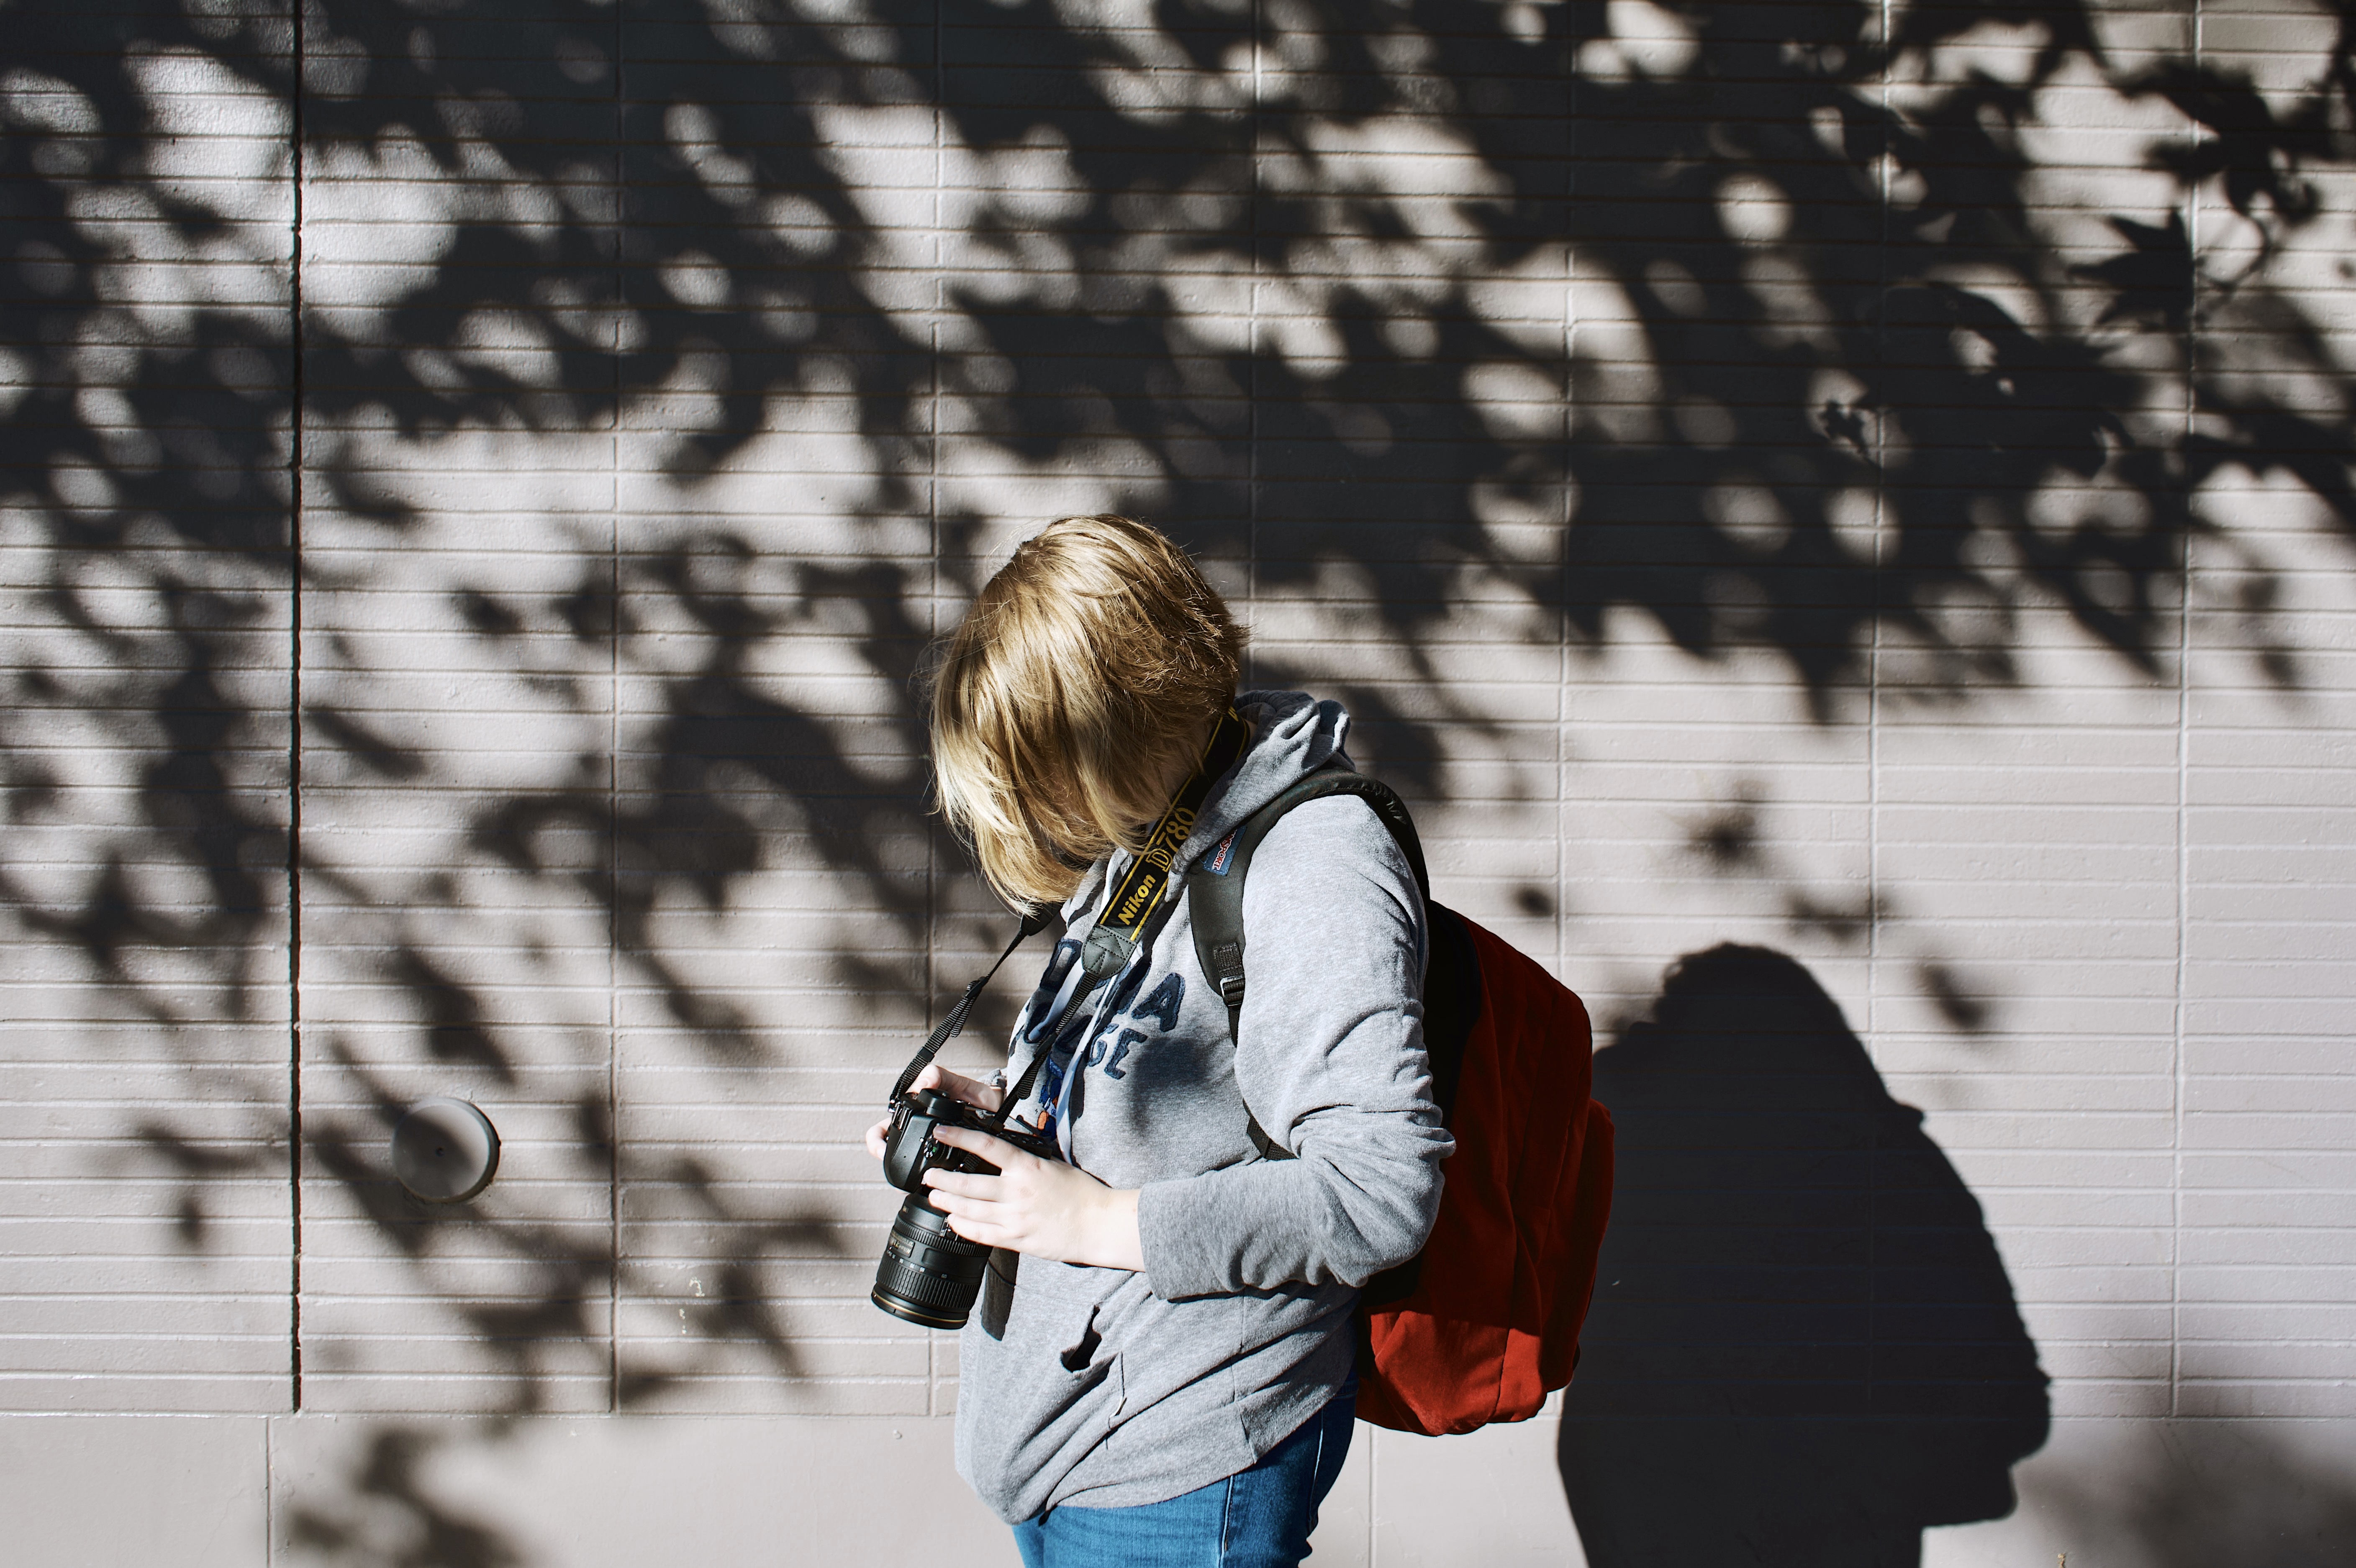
[9,1,2355,1135]
[286,1428,523,1568]
[1559,945,2049,1568]
[2029,1425,2356,1568]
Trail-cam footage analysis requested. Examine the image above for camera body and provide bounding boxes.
[871,1087,1059,1330]
[880,1087,1058,1194]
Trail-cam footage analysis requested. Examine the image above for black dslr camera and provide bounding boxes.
[871,1087,1060,1329]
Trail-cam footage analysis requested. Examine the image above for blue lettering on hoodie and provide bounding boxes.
[1129,971,1185,1033]
[1087,1026,1147,1081]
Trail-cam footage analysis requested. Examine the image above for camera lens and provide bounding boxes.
[872,1193,991,1329]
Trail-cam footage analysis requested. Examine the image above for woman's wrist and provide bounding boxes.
[1089,1186,1145,1272]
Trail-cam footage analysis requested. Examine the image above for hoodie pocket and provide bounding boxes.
[1055,1296,1126,1420]
[958,1268,1129,1517]
[1059,1300,1104,1373]
[1019,1261,1127,1412]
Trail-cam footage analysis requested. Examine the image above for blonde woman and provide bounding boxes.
[866,515,1449,1567]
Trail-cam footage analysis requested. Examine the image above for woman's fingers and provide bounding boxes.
[921,1165,1001,1201]
[933,1066,1005,1113]
[924,1128,1033,1245]
[928,1124,1029,1170]
[868,1067,1006,1166]
[921,1176,1009,1245]
[917,1126,1140,1268]
[903,1064,1006,1114]
[930,1200,1012,1248]
[921,1128,1016,1246]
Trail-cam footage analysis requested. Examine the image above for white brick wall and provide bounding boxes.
[3,0,2353,1561]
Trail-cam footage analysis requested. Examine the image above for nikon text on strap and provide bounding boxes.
[1075,706,1248,984]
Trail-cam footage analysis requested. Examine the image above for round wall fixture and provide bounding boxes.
[390,1097,501,1203]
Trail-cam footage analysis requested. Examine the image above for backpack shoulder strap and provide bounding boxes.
[1186,767,1430,1156]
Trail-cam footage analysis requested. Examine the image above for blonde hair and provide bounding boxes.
[929,515,1246,908]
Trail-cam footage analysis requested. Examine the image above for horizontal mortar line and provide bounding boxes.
[0,1330,287,1344]
[0,1366,297,1379]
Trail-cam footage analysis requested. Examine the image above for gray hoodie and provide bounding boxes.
[953,691,1453,1523]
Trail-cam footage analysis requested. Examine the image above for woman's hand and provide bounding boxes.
[922,1125,1146,1272]
[862,1063,1003,1160]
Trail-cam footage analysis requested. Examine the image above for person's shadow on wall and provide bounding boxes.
[1559,945,2050,1568]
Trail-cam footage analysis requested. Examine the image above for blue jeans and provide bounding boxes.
[1012,1387,1357,1568]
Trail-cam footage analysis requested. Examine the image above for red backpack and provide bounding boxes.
[1189,770,1615,1436]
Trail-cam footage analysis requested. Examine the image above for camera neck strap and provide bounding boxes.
[888,913,1043,1106]
[886,704,1249,1112]
[1076,705,1248,985]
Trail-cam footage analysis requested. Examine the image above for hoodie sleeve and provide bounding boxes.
[1135,794,1453,1298]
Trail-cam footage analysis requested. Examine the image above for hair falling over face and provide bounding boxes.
[927,515,1245,909]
